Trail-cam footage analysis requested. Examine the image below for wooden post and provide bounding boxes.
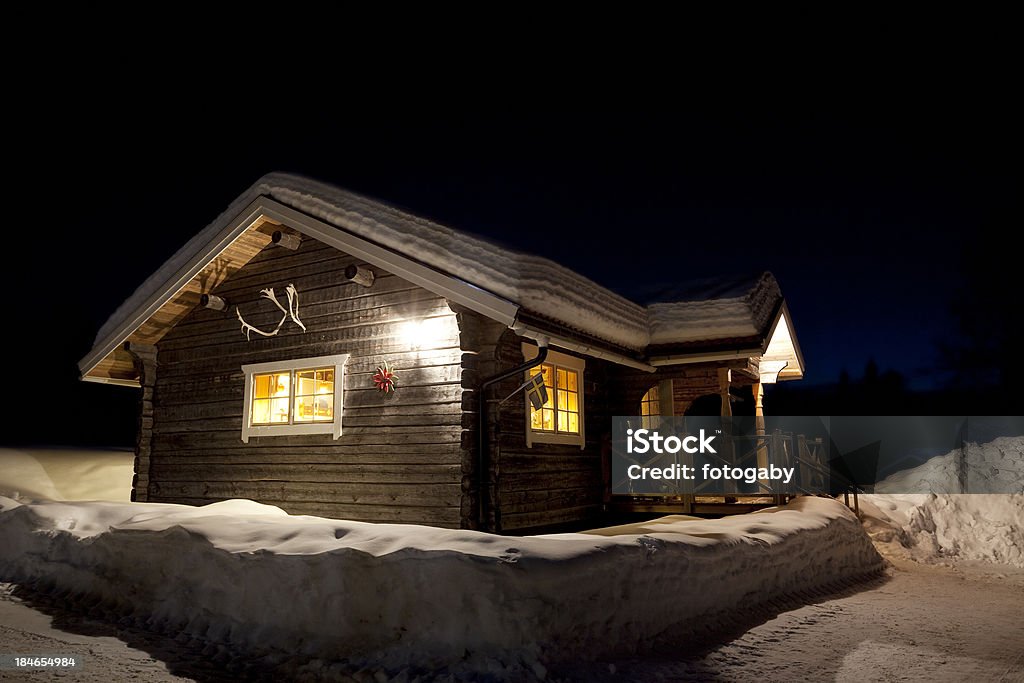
[717,368,736,499]
[753,381,771,494]
[717,368,732,418]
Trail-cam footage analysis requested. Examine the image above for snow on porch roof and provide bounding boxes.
[80,173,804,384]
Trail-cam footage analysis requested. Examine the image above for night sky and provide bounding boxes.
[5,99,1019,446]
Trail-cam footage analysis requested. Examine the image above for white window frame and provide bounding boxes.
[240,353,349,443]
[522,344,586,448]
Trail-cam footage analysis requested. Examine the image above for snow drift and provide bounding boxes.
[861,436,1024,568]
[860,493,1024,568]
[0,448,133,502]
[0,496,882,677]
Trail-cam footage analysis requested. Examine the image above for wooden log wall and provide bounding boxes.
[126,342,157,502]
[489,329,612,532]
[452,306,508,530]
[147,237,466,527]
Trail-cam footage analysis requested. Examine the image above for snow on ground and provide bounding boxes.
[559,556,1024,682]
[0,448,133,503]
[861,435,1024,568]
[0,495,882,680]
[859,494,1024,568]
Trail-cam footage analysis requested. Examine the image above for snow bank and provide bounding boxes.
[0,496,882,678]
[874,436,1024,494]
[861,436,1024,567]
[0,448,133,502]
[860,494,1024,568]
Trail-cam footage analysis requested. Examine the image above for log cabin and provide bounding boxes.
[79,173,804,532]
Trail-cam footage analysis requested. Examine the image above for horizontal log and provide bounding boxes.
[149,462,461,484]
[154,424,464,444]
[499,454,602,474]
[148,480,462,507]
[156,398,462,423]
[208,265,409,308]
[150,442,464,460]
[206,251,362,297]
[153,410,465,434]
[500,470,603,492]
[500,488,600,513]
[157,328,462,377]
[501,505,601,531]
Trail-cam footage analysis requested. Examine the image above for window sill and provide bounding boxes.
[241,422,339,443]
[527,431,585,448]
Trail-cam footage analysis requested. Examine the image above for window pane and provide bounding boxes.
[566,391,578,413]
[315,393,333,420]
[251,399,272,425]
[568,413,579,434]
[566,370,578,392]
[557,410,568,433]
[292,367,335,423]
[268,397,289,423]
[529,365,556,429]
[296,369,317,397]
[252,373,291,424]
[294,394,313,422]
[254,372,290,400]
[253,374,272,400]
[556,368,567,390]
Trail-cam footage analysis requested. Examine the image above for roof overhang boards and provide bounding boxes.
[646,303,805,384]
[78,197,521,387]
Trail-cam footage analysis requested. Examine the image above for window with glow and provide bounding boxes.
[639,385,660,429]
[241,354,348,443]
[250,368,335,425]
[522,345,585,448]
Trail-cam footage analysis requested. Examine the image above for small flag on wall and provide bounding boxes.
[497,370,549,408]
[526,372,548,410]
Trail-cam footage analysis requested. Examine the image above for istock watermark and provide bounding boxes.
[611,415,1024,496]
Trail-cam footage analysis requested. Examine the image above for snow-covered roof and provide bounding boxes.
[81,173,802,382]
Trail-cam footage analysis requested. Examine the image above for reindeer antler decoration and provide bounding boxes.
[237,284,306,340]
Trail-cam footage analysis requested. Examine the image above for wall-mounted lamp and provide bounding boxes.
[399,318,447,350]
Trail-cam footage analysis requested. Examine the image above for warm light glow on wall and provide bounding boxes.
[399,318,448,350]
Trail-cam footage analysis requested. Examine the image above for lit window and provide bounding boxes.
[640,385,660,429]
[241,354,349,442]
[522,345,585,448]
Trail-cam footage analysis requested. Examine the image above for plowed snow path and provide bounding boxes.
[559,557,1024,682]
